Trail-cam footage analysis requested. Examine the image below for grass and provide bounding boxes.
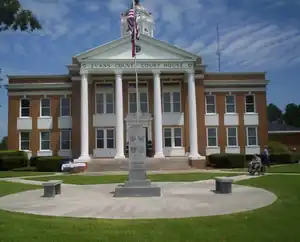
[0,171,55,178]
[227,163,300,174]
[0,175,300,241]
[24,172,242,184]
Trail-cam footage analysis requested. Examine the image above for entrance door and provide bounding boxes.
[95,128,115,157]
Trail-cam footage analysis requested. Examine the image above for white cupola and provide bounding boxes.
[120,1,154,38]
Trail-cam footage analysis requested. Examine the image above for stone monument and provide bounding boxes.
[114,123,161,197]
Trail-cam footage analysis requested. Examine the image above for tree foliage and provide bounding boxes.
[268,103,300,128]
[0,0,42,32]
[0,136,7,150]
[283,103,300,127]
[267,103,283,123]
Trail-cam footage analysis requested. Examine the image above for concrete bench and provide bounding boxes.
[215,177,233,194]
[42,180,63,198]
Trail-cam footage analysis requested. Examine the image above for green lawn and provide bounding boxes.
[0,171,55,178]
[25,172,242,184]
[228,163,300,174]
[0,175,300,241]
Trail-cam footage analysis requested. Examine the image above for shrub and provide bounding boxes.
[0,156,28,170]
[0,150,29,170]
[208,153,246,168]
[0,150,28,158]
[29,156,38,167]
[35,156,64,172]
[12,166,37,172]
[291,153,300,163]
[268,141,290,154]
[269,153,291,164]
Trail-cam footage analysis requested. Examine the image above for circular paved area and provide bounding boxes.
[0,181,277,219]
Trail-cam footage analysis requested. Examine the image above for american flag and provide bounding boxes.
[127,8,140,57]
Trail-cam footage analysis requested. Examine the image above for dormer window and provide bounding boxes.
[144,28,148,33]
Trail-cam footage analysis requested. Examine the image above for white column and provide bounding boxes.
[187,71,202,160]
[75,72,91,163]
[114,72,125,159]
[153,71,165,158]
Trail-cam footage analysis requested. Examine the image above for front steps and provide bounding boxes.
[85,157,192,172]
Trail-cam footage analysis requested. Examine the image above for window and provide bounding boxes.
[225,95,236,113]
[129,92,148,113]
[163,127,182,147]
[19,132,30,150]
[96,128,115,149]
[95,93,114,114]
[60,97,71,116]
[227,127,238,147]
[205,95,216,113]
[60,130,71,150]
[20,99,30,117]
[40,98,51,117]
[245,94,255,113]
[40,131,51,150]
[246,127,258,146]
[163,91,181,112]
[207,127,218,147]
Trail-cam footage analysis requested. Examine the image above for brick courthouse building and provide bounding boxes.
[6,3,268,165]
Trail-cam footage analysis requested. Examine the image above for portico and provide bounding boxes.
[71,34,205,162]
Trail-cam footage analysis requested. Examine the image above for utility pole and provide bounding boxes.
[216,23,221,72]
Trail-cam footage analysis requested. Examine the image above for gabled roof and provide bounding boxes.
[268,122,300,134]
[74,34,201,61]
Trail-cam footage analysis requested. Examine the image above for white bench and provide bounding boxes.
[215,177,233,194]
[42,180,63,198]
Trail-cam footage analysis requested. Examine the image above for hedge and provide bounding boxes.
[0,150,29,170]
[208,153,300,169]
[35,156,66,172]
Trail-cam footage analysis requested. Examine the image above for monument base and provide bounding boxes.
[114,184,161,197]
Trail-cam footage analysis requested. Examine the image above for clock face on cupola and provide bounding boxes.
[121,0,154,38]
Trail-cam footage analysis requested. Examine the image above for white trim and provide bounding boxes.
[206,127,218,148]
[75,34,199,61]
[245,94,256,113]
[205,94,216,114]
[95,89,115,114]
[39,131,51,151]
[268,130,300,134]
[40,98,51,117]
[19,131,30,151]
[9,91,72,96]
[204,79,268,86]
[163,127,183,148]
[19,98,30,118]
[226,127,238,147]
[60,129,72,151]
[95,127,116,149]
[246,126,258,146]
[225,94,236,114]
[128,82,149,114]
[7,75,68,79]
[204,87,266,93]
[60,97,71,117]
[162,84,182,113]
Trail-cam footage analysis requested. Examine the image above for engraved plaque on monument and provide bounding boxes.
[126,124,148,183]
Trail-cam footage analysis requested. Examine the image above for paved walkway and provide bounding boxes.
[0,176,277,219]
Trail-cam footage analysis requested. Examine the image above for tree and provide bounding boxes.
[267,103,283,123]
[283,103,300,127]
[0,136,7,150]
[0,0,42,32]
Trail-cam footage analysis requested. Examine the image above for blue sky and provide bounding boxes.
[0,0,300,138]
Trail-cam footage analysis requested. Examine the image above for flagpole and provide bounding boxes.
[132,0,139,123]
